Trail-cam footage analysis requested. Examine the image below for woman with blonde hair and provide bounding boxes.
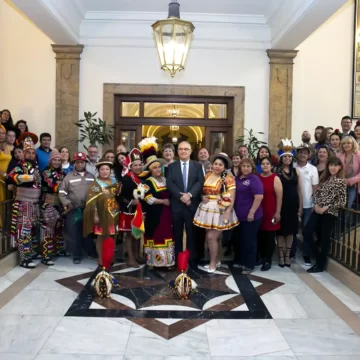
[336,136,360,208]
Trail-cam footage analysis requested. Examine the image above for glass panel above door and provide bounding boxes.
[121,102,140,117]
[209,104,227,119]
[144,103,204,118]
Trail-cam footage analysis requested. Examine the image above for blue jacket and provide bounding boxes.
[36,147,52,172]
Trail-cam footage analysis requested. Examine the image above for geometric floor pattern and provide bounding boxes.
[57,262,284,339]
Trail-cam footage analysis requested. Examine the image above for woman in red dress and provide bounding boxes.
[257,157,283,271]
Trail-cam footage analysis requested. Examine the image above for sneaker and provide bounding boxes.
[303,256,311,266]
[261,262,271,271]
[290,255,296,260]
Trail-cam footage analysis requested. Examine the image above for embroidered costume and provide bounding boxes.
[139,136,175,267]
[40,150,65,265]
[83,177,121,237]
[8,132,41,268]
[118,149,149,232]
[193,172,239,230]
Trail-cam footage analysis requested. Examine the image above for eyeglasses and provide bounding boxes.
[178,148,191,151]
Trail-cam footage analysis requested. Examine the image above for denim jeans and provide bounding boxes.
[347,185,357,209]
[233,219,261,269]
[291,207,312,256]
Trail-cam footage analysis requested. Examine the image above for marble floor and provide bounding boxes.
[1,256,360,360]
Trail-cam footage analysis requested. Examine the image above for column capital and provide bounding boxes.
[51,44,84,60]
[266,49,298,64]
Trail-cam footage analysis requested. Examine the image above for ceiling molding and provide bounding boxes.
[84,11,267,25]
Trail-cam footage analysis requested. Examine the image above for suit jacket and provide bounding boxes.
[166,160,205,213]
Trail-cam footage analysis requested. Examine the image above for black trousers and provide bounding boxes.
[258,230,276,264]
[303,212,337,269]
[172,208,197,261]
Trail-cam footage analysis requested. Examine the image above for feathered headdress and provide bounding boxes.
[93,238,118,298]
[168,250,197,300]
[278,138,295,157]
[138,136,165,171]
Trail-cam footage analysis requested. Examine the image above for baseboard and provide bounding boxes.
[0,251,18,277]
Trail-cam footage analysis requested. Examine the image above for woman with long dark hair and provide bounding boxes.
[330,130,342,153]
[15,120,29,134]
[0,109,14,130]
[257,157,283,271]
[303,157,347,273]
[315,145,333,177]
[193,153,238,272]
[275,139,302,268]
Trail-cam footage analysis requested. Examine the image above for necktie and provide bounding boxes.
[182,162,187,192]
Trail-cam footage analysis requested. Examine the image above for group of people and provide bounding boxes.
[0,108,358,275]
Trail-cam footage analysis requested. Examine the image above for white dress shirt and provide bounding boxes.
[294,162,319,208]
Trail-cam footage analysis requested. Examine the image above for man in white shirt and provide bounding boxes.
[293,144,319,266]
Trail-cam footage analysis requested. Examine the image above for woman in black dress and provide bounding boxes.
[275,139,302,267]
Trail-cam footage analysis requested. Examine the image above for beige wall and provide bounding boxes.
[0,1,56,142]
[292,0,354,144]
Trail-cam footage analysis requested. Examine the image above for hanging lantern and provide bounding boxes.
[152,1,195,77]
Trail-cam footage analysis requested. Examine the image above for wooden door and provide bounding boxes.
[205,127,231,155]
[115,124,142,151]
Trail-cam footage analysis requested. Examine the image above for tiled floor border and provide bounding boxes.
[291,262,360,335]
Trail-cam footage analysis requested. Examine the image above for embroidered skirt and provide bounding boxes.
[193,200,239,231]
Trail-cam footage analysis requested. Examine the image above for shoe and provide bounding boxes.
[307,264,323,273]
[261,262,271,271]
[290,255,296,260]
[205,267,216,273]
[233,263,244,270]
[20,259,36,269]
[242,267,254,275]
[32,253,42,260]
[255,258,263,266]
[204,261,221,269]
[303,256,312,266]
[41,258,54,266]
[73,258,81,264]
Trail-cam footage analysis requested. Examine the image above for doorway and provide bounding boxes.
[114,95,234,155]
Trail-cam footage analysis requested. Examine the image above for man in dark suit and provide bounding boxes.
[341,115,356,139]
[166,141,204,264]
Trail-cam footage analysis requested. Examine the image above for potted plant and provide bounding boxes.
[74,111,114,151]
[236,128,267,159]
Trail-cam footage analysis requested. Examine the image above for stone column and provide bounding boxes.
[266,49,298,152]
[51,45,84,155]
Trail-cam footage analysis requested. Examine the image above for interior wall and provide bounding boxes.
[0,1,56,143]
[79,47,269,148]
[292,0,354,144]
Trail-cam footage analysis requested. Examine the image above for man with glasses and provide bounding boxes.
[341,115,356,138]
[166,141,204,266]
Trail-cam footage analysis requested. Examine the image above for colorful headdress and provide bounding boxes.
[93,238,118,299]
[169,250,197,300]
[278,138,295,157]
[19,132,38,152]
[138,136,165,171]
[128,148,143,167]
